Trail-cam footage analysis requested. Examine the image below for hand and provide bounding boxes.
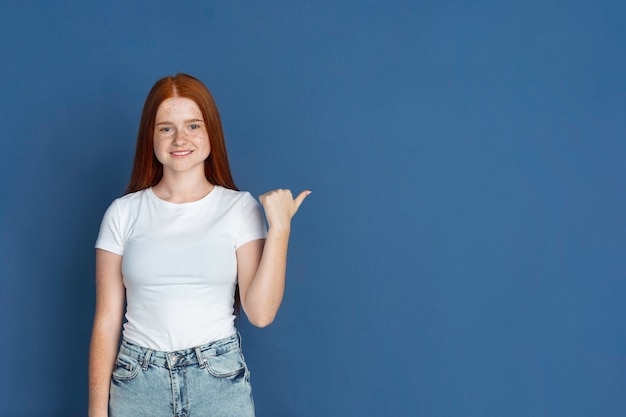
[259,189,310,230]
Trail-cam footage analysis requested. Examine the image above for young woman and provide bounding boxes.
[89,73,309,417]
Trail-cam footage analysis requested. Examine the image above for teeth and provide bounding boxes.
[172,151,191,156]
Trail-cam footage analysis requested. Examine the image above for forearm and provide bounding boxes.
[240,188,309,327]
[243,226,291,327]
[89,322,120,417]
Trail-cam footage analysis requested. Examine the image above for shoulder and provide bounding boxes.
[213,187,263,222]
[214,186,258,206]
[102,189,149,220]
[111,189,149,209]
[118,188,149,203]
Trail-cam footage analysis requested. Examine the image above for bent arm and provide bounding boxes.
[89,249,125,417]
[237,189,309,327]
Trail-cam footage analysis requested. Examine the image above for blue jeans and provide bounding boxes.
[109,333,255,417]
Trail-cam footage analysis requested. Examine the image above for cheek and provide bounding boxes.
[197,136,211,154]
[153,140,168,161]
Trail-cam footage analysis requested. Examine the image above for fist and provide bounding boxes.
[259,189,311,229]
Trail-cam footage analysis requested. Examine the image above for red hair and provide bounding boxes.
[126,73,238,193]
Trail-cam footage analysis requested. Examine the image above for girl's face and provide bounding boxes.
[153,97,211,178]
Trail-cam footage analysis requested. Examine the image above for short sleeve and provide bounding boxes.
[95,200,125,255]
[235,193,268,249]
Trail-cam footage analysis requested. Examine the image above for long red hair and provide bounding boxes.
[126,73,238,193]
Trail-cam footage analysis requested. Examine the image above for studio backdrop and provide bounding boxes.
[0,1,624,416]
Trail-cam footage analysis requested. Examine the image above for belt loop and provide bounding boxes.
[141,348,152,370]
[195,346,207,369]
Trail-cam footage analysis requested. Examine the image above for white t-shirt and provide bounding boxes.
[95,185,267,351]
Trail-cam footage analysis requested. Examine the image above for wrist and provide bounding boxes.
[267,223,291,235]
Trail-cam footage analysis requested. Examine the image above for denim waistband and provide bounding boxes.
[118,333,241,370]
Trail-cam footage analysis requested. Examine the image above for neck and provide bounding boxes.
[152,173,214,203]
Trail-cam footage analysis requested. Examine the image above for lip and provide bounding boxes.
[170,150,193,157]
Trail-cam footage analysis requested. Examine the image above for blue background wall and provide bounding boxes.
[1,1,624,416]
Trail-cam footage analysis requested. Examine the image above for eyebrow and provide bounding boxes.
[155,119,205,126]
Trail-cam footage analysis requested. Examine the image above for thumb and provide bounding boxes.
[293,190,311,211]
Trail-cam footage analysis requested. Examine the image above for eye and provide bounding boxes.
[159,127,172,132]
[189,124,200,130]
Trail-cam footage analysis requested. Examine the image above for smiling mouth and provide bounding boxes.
[171,150,193,156]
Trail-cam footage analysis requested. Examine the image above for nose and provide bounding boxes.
[172,129,188,145]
